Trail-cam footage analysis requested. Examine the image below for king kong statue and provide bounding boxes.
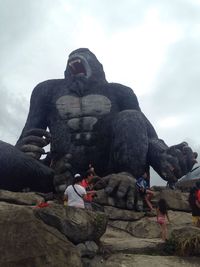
[0,48,197,208]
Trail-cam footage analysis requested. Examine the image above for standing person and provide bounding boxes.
[81,170,97,209]
[63,174,86,209]
[157,199,170,241]
[188,181,200,227]
[88,163,97,176]
[195,181,200,208]
[136,172,154,211]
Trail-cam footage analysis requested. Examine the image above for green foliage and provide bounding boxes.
[164,230,200,256]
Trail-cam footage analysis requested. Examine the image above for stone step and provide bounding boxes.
[84,254,200,267]
[101,226,164,254]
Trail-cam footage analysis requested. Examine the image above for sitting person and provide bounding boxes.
[63,173,86,209]
[136,172,154,211]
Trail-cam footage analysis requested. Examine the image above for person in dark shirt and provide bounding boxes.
[136,172,154,211]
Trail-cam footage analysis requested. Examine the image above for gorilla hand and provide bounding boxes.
[16,128,51,160]
[52,154,73,193]
[155,142,198,183]
[93,172,136,210]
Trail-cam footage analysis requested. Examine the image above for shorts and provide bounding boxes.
[192,216,200,227]
[157,216,165,225]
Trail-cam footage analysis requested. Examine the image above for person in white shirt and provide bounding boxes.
[64,173,86,208]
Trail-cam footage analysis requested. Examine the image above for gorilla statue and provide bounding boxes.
[0,48,197,208]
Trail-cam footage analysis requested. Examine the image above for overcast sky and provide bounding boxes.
[1,0,200,185]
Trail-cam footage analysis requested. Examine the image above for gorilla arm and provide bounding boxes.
[16,81,51,159]
[94,84,197,209]
[148,138,197,183]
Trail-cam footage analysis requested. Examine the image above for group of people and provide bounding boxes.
[63,165,97,210]
[62,168,200,241]
[135,172,170,241]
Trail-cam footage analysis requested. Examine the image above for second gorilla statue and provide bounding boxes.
[0,48,197,208]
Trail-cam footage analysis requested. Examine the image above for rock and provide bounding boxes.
[87,254,200,267]
[0,190,44,206]
[0,202,82,267]
[104,206,145,221]
[77,241,98,258]
[168,226,200,256]
[94,189,126,208]
[176,178,200,192]
[0,186,197,267]
[152,189,190,212]
[34,204,108,244]
[108,211,192,239]
[101,225,163,254]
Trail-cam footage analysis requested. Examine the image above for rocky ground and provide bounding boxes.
[0,185,200,267]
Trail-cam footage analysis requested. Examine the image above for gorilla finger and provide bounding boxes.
[194,152,198,159]
[105,175,120,194]
[23,128,51,139]
[20,144,45,154]
[117,179,131,198]
[171,149,187,175]
[183,146,198,170]
[166,154,182,178]
[160,163,177,182]
[93,176,110,190]
[126,188,135,210]
[25,152,42,159]
[16,135,49,147]
[54,162,72,174]
[54,171,73,192]
[173,142,188,151]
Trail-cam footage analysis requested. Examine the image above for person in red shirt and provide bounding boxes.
[81,170,97,209]
[195,181,200,209]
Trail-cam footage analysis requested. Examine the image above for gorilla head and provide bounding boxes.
[64,48,106,83]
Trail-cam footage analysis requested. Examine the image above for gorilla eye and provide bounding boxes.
[68,59,86,75]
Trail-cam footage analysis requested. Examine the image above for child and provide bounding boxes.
[136,172,154,211]
[157,199,170,241]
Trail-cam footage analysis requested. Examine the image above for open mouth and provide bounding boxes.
[68,58,87,76]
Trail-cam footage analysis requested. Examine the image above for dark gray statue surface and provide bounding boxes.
[0,48,197,208]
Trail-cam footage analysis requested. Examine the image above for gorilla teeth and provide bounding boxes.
[69,59,86,75]
[69,59,81,66]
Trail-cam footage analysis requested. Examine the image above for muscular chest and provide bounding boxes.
[55,94,112,132]
[56,94,111,118]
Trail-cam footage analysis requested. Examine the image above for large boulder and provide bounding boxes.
[104,205,145,221]
[152,188,190,212]
[0,190,44,205]
[34,204,108,244]
[109,211,191,239]
[167,226,200,256]
[0,202,82,267]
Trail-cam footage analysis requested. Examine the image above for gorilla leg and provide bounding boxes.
[0,141,54,192]
[109,110,149,177]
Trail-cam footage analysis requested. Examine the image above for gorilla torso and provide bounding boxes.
[39,78,133,172]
